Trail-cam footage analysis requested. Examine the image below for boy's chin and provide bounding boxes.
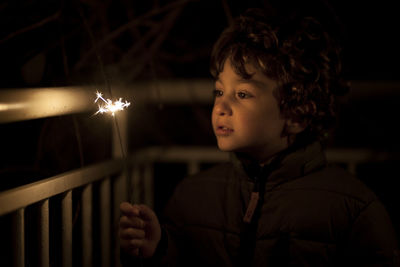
[217,147,232,152]
[216,143,237,152]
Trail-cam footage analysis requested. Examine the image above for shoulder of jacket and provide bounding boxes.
[284,165,377,204]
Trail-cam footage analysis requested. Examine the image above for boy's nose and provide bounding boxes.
[214,100,232,116]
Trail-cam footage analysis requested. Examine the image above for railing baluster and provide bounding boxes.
[62,191,73,267]
[100,178,111,267]
[348,162,357,175]
[82,184,93,267]
[113,173,128,267]
[188,160,200,175]
[131,163,141,204]
[39,199,50,267]
[12,208,25,267]
[144,163,154,209]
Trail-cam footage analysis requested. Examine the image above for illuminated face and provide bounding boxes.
[211,59,289,162]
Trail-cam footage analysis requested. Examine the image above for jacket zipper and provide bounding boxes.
[243,175,260,223]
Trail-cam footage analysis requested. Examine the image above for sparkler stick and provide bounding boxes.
[93,91,132,201]
[93,89,133,203]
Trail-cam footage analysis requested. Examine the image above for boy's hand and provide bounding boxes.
[119,202,161,258]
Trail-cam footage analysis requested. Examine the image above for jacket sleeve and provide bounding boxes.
[158,185,187,267]
[346,199,400,266]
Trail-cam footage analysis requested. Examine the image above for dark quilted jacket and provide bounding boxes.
[158,142,399,266]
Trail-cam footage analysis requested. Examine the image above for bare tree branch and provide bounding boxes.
[0,11,61,45]
[74,0,196,71]
[221,0,233,25]
[118,14,170,66]
[124,6,185,80]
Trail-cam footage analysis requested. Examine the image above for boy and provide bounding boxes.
[119,7,399,266]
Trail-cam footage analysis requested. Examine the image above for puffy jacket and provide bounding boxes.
[121,142,399,266]
[158,142,399,266]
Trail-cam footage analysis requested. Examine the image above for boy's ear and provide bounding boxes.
[285,119,307,134]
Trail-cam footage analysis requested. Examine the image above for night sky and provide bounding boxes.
[1,0,400,88]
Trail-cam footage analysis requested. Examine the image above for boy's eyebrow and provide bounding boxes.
[238,78,266,89]
[215,78,266,90]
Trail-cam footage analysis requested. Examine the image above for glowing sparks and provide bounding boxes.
[94,91,130,116]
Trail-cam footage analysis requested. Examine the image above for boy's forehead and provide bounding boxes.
[216,59,276,88]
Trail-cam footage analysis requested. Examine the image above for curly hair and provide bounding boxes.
[210,8,349,145]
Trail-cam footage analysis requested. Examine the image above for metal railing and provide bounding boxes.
[0,85,130,267]
[0,159,127,267]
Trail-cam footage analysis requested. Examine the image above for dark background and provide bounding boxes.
[1,0,400,86]
[0,0,399,236]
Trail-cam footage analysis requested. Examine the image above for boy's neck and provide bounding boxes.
[237,141,302,167]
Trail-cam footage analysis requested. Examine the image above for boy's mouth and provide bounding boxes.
[215,126,234,136]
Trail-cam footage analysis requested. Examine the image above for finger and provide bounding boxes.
[130,248,140,257]
[137,204,157,222]
[120,238,144,250]
[119,216,145,229]
[120,202,139,217]
[128,239,144,249]
[119,228,145,240]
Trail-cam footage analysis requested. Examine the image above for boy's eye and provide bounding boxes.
[237,92,251,99]
[213,89,223,97]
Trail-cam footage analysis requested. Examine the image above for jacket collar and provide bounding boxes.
[232,141,327,186]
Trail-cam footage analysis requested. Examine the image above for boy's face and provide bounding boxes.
[212,59,289,162]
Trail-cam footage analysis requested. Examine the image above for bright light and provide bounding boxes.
[94,91,130,116]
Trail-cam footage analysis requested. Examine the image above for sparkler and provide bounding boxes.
[94,91,130,116]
